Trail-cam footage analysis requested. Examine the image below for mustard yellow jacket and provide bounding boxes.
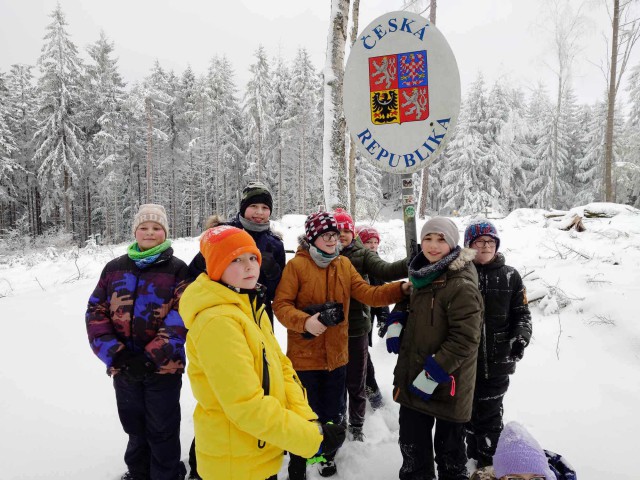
[180,274,323,480]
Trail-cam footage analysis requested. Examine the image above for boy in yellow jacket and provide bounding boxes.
[179,226,345,480]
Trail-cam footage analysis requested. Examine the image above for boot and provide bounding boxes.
[348,423,365,442]
[287,454,307,480]
[317,459,337,477]
[366,386,385,410]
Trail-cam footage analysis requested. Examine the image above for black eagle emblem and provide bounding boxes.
[371,91,398,124]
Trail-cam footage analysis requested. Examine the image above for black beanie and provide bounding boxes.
[240,181,273,217]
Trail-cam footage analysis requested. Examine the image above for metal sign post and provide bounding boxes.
[344,11,460,257]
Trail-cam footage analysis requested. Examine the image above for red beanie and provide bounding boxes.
[333,208,354,234]
[200,226,261,281]
[356,226,380,244]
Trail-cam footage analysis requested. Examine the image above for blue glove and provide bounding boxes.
[409,356,450,402]
[385,311,408,354]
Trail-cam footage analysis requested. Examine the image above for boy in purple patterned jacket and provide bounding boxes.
[86,204,189,480]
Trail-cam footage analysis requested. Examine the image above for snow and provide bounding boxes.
[2,207,640,479]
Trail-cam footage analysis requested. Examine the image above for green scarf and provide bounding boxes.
[127,239,172,260]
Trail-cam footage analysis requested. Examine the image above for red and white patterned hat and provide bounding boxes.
[305,211,339,244]
[333,208,355,234]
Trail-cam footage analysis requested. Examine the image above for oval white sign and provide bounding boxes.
[344,11,461,175]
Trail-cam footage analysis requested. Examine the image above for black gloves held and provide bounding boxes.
[510,336,528,361]
[320,422,346,456]
[112,349,156,381]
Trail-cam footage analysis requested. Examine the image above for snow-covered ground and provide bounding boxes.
[2,203,639,479]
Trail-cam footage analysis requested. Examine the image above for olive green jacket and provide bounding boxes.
[341,237,408,337]
[393,248,483,423]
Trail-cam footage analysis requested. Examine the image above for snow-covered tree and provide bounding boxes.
[286,48,322,214]
[440,73,499,215]
[32,3,85,232]
[244,45,272,183]
[84,31,127,241]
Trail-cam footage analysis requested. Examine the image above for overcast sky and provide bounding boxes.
[1,0,638,105]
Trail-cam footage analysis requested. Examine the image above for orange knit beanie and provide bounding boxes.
[200,225,262,281]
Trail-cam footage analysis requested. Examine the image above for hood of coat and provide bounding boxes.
[180,273,257,330]
[449,247,478,271]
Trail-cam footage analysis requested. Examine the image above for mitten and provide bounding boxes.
[319,422,346,456]
[385,311,408,354]
[409,355,450,402]
[509,336,528,361]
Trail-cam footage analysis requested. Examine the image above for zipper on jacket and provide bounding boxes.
[292,373,307,400]
[257,344,270,450]
[430,296,435,326]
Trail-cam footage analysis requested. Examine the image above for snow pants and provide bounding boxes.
[398,405,468,480]
[465,374,510,468]
[288,366,347,479]
[345,334,369,428]
[114,373,183,480]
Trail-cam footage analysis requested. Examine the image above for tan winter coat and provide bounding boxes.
[393,248,483,423]
[273,239,406,372]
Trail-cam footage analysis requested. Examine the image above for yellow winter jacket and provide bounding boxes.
[179,274,323,480]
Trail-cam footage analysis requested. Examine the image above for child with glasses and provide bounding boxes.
[463,220,532,476]
[470,421,576,480]
[273,211,411,479]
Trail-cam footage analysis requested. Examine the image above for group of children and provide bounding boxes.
[85,182,576,480]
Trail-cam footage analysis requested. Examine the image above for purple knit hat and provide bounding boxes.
[493,422,557,479]
[464,219,500,251]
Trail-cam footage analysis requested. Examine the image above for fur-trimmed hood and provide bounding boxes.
[449,247,477,271]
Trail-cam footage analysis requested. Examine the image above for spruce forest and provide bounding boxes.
[0,4,639,246]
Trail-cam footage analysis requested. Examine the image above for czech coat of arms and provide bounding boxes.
[369,50,429,125]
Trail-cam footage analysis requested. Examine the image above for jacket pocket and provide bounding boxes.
[492,331,511,361]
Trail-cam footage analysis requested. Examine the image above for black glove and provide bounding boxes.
[260,251,281,282]
[320,422,346,456]
[301,302,344,339]
[510,336,527,361]
[113,350,155,381]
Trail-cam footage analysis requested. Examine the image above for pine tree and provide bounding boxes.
[286,48,321,214]
[269,55,290,218]
[244,45,272,184]
[440,73,498,214]
[32,3,85,233]
[0,73,24,228]
[5,64,39,234]
[84,31,127,241]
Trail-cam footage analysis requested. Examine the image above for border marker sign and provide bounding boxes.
[344,11,461,256]
[344,11,461,175]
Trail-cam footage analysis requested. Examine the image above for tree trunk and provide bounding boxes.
[418,0,437,218]
[604,0,619,202]
[323,0,351,209]
[347,0,360,217]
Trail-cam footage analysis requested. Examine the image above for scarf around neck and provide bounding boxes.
[309,243,341,268]
[238,215,271,233]
[409,246,461,289]
[128,239,172,268]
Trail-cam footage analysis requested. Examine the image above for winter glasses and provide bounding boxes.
[320,232,339,241]
[504,476,546,480]
[473,239,497,247]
